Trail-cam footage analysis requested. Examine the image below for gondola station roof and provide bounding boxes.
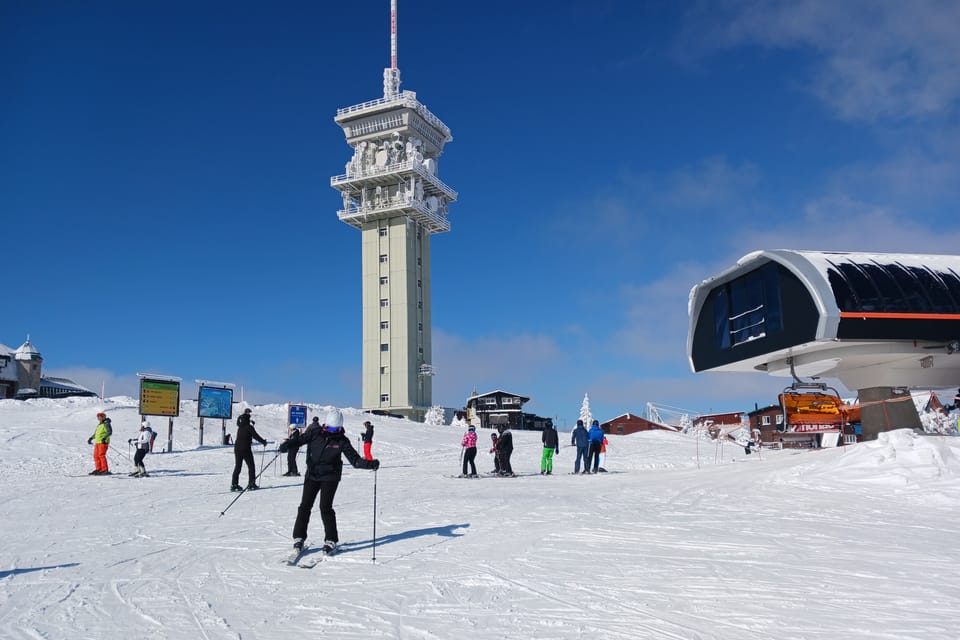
[687,250,960,390]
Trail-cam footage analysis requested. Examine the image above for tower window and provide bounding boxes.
[380,299,389,307]
[379,228,388,237]
[379,254,388,263]
[380,366,389,374]
[417,279,421,288]
[380,394,390,403]
[380,344,389,352]
[380,321,389,329]
[380,276,388,285]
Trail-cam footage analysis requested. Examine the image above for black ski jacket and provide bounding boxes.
[291,424,377,482]
[235,414,267,452]
[497,429,514,454]
[361,424,374,444]
[541,426,559,450]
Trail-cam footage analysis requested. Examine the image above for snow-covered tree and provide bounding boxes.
[424,405,445,426]
[450,413,468,430]
[578,393,592,427]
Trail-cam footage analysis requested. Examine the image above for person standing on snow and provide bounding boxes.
[128,420,154,477]
[587,419,605,473]
[540,422,559,475]
[571,419,590,474]
[232,408,267,491]
[87,412,112,475]
[598,432,609,472]
[284,418,311,477]
[361,420,375,461]
[496,425,515,477]
[279,408,379,555]
[460,424,478,477]
[489,432,501,474]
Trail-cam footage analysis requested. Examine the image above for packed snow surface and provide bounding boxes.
[1,396,959,639]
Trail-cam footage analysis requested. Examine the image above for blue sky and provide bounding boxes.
[3,0,959,425]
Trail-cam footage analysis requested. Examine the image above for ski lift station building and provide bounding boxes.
[687,250,960,440]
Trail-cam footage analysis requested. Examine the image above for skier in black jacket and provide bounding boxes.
[279,408,379,555]
[540,423,559,475]
[232,408,267,491]
[496,425,514,477]
[361,420,374,461]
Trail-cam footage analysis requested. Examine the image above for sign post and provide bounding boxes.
[138,374,181,453]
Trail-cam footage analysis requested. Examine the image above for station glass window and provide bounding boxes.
[712,262,784,349]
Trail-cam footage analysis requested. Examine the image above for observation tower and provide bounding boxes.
[331,0,457,421]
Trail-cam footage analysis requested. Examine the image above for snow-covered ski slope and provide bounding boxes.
[2,396,959,639]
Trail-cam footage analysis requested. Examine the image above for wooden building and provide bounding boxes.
[600,413,678,436]
[465,390,529,431]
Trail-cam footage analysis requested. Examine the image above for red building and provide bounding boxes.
[600,413,678,435]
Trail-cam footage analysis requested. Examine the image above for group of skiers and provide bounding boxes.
[458,418,608,478]
[570,418,609,474]
[83,407,609,560]
[86,411,156,477]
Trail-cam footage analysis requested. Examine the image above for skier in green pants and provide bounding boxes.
[540,422,559,475]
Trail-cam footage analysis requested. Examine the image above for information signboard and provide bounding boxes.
[288,404,308,428]
[198,386,234,420]
[140,379,181,417]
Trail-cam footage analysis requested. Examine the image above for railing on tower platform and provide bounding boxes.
[335,91,452,142]
[330,160,458,200]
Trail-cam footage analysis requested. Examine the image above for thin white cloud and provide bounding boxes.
[696,0,960,123]
[739,198,960,253]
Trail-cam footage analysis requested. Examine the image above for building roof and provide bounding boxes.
[14,338,41,360]
[466,389,530,403]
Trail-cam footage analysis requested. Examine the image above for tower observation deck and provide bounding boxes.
[330,1,457,420]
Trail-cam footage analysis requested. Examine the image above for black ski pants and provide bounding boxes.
[588,441,602,472]
[293,478,340,543]
[287,446,299,474]
[500,450,513,475]
[462,447,477,476]
[232,447,256,486]
[134,448,147,468]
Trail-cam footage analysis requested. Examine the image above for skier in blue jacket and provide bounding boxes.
[571,420,590,474]
[587,419,605,473]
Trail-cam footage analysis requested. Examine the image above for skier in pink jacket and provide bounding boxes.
[460,425,478,477]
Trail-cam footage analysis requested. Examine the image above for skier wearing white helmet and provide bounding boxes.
[279,408,380,556]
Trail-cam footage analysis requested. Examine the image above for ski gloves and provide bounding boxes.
[87,437,93,445]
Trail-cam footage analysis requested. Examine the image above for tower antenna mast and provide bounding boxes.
[383,0,401,98]
[391,0,398,70]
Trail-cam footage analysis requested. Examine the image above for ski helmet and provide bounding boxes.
[97,412,106,420]
[324,408,344,428]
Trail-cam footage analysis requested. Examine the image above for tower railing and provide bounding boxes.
[330,160,458,200]
[337,194,450,234]
[336,91,452,141]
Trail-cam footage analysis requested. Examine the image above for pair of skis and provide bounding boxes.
[285,543,337,568]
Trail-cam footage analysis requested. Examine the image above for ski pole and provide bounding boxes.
[108,444,131,463]
[255,450,281,482]
[260,442,266,476]
[219,486,248,517]
[219,450,283,517]
[372,468,378,563]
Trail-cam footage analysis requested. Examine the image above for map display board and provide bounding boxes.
[198,386,233,419]
[139,379,181,417]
